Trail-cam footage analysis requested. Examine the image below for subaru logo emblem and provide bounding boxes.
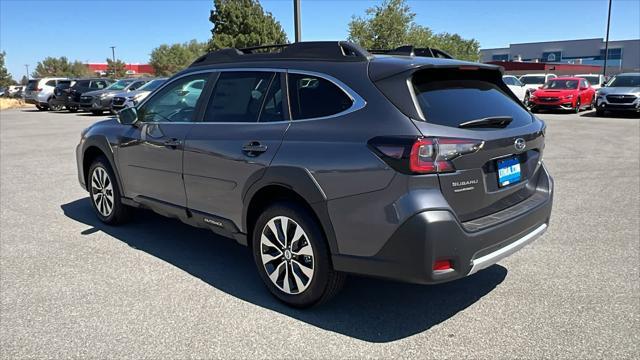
[514,138,526,151]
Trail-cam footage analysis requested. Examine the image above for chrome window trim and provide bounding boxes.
[135,67,366,124]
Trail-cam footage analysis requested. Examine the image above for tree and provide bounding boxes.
[106,58,127,78]
[149,40,207,76]
[348,0,480,61]
[0,51,14,88]
[33,56,92,78]
[208,0,288,51]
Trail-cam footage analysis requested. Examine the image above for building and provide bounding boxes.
[481,38,640,75]
[86,63,155,76]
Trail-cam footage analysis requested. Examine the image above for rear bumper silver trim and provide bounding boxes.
[467,223,547,276]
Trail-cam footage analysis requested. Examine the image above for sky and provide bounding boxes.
[1,0,639,81]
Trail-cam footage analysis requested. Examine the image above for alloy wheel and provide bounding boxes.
[260,216,315,294]
[91,167,114,217]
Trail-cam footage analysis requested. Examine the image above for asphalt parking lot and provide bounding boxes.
[0,108,638,358]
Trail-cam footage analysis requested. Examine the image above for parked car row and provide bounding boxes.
[502,72,639,116]
[1,85,26,98]
[23,76,167,115]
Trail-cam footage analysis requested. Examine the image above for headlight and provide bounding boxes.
[564,95,574,99]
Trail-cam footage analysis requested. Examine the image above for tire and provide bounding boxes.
[48,98,63,111]
[574,98,581,113]
[588,96,596,110]
[35,105,47,111]
[252,201,346,308]
[91,110,103,116]
[88,156,130,225]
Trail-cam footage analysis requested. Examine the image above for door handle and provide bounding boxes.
[242,141,268,156]
[163,138,182,148]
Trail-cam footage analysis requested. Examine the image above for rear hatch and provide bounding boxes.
[374,64,546,222]
[25,80,39,99]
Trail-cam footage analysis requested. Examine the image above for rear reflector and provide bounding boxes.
[433,260,453,271]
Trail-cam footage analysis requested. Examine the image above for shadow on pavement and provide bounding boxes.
[61,197,507,343]
[580,111,640,119]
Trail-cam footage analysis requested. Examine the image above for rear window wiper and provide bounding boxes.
[458,116,513,129]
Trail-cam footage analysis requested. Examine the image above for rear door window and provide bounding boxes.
[204,71,275,123]
[288,73,352,120]
[45,80,57,87]
[413,72,533,129]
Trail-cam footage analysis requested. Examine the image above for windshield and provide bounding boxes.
[138,79,166,91]
[580,76,600,85]
[520,76,546,85]
[542,79,579,90]
[608,75,640,88]
[106,80,133,91]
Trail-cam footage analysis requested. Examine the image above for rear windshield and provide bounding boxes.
[26,80,39,90]
[413,74,532,129]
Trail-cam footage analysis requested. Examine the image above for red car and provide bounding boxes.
[529,77,596,113]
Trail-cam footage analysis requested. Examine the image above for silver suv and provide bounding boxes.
[24,77,68,110]
[75,42,553,307]
[596,73,640,116]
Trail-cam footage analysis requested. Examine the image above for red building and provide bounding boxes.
[86,63,155,76]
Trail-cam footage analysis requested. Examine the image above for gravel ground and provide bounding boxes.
[1,108,638,359]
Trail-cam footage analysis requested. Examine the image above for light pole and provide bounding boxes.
[110,46,116,77]
[293,0,301,42]
[602,0,612,78]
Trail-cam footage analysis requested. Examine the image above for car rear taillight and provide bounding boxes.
[369,136,483,174]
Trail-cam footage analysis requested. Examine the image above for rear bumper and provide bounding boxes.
[333,165,553,284]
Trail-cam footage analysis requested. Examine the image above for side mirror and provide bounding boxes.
[117,106,138,125]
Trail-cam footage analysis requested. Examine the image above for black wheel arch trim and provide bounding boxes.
[81,135,126,196]
[242,166,339,254]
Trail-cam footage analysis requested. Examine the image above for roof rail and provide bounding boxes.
[190,41,370,67]
[368,45,454,59]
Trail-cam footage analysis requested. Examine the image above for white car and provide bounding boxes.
[575,74,606,90]
[24,77,68,111]
[502,75,528,103]
[519,73,558,104]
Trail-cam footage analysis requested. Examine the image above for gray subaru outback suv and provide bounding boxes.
[75,42,553,307]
